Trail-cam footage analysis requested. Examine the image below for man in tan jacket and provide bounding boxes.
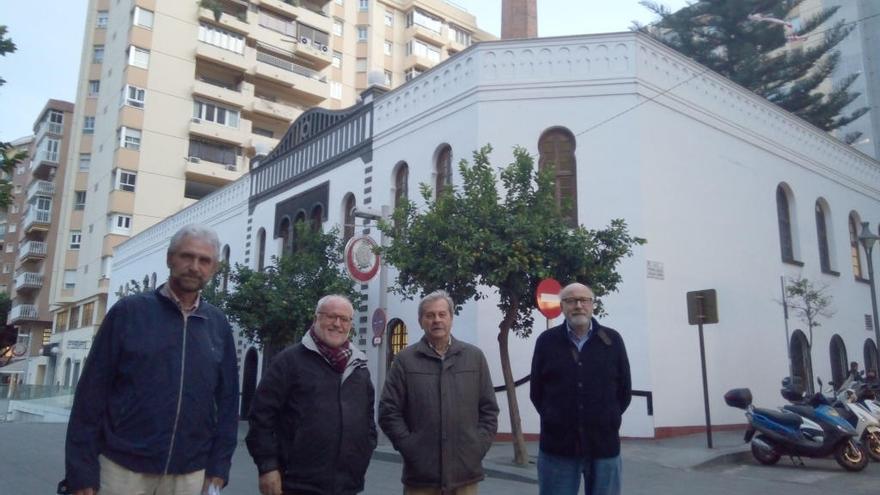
[379,290,499,495]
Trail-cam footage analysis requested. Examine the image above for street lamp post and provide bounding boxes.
[858,222,880,367]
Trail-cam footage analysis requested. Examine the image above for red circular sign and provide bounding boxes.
[345,236,380,282]
[371,308,387,338]
[536,278,563,319]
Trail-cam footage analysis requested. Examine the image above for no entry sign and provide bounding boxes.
[535,278,562,319]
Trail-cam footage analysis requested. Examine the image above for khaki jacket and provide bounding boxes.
[379,336,499,490]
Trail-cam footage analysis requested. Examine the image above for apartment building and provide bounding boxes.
[0,101,75,386]
[47,0,490,385]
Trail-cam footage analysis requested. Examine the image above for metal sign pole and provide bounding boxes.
[780,276,793,381]
[697,295,713,449]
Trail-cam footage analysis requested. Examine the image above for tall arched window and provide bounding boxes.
[790,330,813,394]
[435,145,452,197]
[538,127,578,226]
[776,185,795,262]
[343,194,356,243]
[279,217,292,255]
[387,319,408,370]
[221,245,230,292]
[394,162,409,210]
[829,334,848,389]
[310,204,324,232]
[850,213,864,279]
[815,199,831,273]
[256,228,266,271]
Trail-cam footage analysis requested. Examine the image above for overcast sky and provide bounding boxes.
[0,0,687,141]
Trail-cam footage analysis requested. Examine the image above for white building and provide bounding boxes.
[111,31,880,438]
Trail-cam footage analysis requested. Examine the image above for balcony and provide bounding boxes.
[185,155,245,186]
[35,121,63,145]
[189,118,251,145]
[405,24,446,47]
[193,79,247,108]
[8,304,38,324]
[26,180,55,202]
[18,241,48,263]
[24,209,51,233]
[15,271,44,292]
[405,53,436,71]
[195,43,249,73]
[250,96,302,122]
[31,149,60,177]
[254,51,328,103]
[198,7,251,36]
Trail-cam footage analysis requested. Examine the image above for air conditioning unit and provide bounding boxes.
[225,164,237,171]
[321,45,329,53]
[191,117,201,124]
[300,36,309,45]
[187,156,201,163]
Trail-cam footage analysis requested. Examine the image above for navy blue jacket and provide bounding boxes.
[64,286,239,492]
[530,318,631,458]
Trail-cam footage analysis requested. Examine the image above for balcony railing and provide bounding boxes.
[256,51,326,82]
[15,271,44,290]
[38,150,59,163]
[8,304,38,323]
[18,241,48,261]
[23,209,51,231]
[26,180,55,201]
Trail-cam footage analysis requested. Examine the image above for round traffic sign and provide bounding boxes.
[371,308,387,338]
[11,342,27,357]
[535,278,562,319]
[344,235,380,282]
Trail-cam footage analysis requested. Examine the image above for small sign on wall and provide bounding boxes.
[67,340,89,350]
[647,261,664,280]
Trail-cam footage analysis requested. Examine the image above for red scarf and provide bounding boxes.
[310,326,352,373]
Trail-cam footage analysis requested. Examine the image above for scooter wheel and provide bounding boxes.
[864,431,880,462]
[750,441,780,465]
[834,440,868,472]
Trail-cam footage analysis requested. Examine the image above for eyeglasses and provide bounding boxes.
[562,297,594,306]
[317,312,353,324]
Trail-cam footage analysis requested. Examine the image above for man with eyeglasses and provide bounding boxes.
[246,294,377,495]
[530,283,631,495]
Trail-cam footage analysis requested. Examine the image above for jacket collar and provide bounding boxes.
[302,330,367,382]
[555,318,612,346]
[155,284,208,319]
[416,334,463,360]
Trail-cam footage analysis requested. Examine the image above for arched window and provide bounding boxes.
[256,228,266,271]
[435,145,452,197]
[864,339,879,380]
[790,330,813,394]
[387,319,408,370]
[776,185,795,262]
[394,162,409,210]
[538,127,578,226]
[850,213,864,279]
[279,216,292,255]
[815,199,831,273]
[343,194,356,243]
[221,245,231,292]
[310,204,324,232]
[829,334,848,390]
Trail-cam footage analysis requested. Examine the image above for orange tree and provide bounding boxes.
[378,145,645,464]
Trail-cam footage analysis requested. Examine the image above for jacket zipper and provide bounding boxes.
[163,313,189,475]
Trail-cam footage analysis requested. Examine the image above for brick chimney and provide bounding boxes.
[501,0,537,39]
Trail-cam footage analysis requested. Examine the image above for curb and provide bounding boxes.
[690,449,752,470]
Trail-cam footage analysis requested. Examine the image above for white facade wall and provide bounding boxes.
[110,32,880,438]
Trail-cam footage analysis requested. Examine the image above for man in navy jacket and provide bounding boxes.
[530,283,631,495]
[62,225,239,495]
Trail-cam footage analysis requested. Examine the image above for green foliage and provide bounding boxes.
[639,0,868,139]
[198,0,224,22]
[380,144,645,338]
[0,26,21,208]
[204,223,362,350]
[783,275,835,346]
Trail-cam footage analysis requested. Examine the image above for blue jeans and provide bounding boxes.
[537,450,621,495]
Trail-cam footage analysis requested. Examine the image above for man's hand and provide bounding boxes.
[202,476,225,494]
[258,470,282,495]
[73,490,96,495]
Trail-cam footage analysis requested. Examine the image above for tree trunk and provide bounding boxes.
[498,299,529,465]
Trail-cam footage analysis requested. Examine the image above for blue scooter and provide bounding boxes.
[724,385,868,471]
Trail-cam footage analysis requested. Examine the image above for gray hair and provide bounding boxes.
[168,224,221,261]
[560,282,594,299]
[315,294,354,317]
[418,290,454,319]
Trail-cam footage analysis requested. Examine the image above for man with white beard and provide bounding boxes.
[530,282,631,495]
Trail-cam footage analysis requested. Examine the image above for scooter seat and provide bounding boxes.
[754,407,803,427]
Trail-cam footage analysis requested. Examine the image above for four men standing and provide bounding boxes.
[64,223,631,494]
